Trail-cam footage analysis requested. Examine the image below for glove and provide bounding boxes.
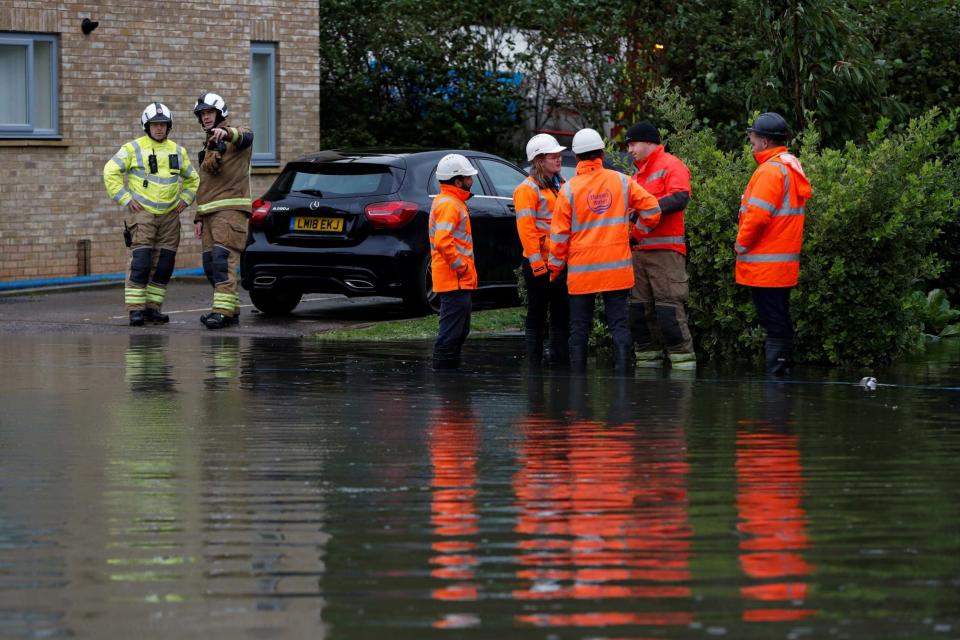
[531,262,547,277]
[201,149,222,175]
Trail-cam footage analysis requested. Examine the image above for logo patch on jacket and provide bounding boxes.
[587,190,612,214]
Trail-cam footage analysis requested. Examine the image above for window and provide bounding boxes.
[283,164,400,198]
[250,42,277,166]
[0,33,59,138]
[475,158,527,198]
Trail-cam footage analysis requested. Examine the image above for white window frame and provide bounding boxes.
[250,42,277,166]
[0,32,59,138]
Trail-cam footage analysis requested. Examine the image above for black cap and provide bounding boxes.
[747,112,789,140]
[624,120,660,144]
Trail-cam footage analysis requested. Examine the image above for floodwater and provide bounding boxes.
[1,334,958,639]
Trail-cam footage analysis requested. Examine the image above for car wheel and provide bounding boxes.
[250,289,303,315]
[403,254,441,314]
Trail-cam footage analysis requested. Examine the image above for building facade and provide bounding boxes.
[0,1,320,283]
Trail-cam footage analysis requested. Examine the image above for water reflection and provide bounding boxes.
[511,375,694,630]
[428,382,480,619]
[125,334,176,393]
[1,336,959,638]
[736,383,816,622]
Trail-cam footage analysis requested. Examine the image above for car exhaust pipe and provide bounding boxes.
[344,279,375,290]
[253,275,277,287]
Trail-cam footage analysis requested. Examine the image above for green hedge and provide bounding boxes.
[647,86,960,366]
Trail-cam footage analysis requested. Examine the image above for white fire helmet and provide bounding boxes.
[140,102,172,131]
[193,91,229,122]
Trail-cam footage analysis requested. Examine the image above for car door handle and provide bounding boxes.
[507,204,515,212]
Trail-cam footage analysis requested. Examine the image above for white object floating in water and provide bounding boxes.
[859,376,878,391]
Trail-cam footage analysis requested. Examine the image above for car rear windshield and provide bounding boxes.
[272,163,402,199]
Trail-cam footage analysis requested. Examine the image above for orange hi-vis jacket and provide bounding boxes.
[548,158,662,295]
[632,145,691,255]
[513,175,563,276]
[430,184,478,293]
[736,146,812,287]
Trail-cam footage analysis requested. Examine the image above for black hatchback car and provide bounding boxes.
[241,149,529,314]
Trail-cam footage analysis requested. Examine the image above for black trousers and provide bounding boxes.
[522,262,569,341]
[435,290,472,352]
[750,287,793,340]
[569,289,631,351]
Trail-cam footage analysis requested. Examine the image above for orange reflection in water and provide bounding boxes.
[736,430,816,622]
[512,415,693,628]
[428,405,479,604]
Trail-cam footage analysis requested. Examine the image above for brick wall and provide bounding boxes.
[0,1,320,281]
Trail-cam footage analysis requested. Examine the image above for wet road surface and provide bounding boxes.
[0,279,414,336]
[0,331,958,639]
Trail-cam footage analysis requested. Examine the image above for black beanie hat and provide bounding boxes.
[624,120,660,144]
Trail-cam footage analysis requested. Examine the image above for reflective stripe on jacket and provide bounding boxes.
[513,175,562,275]
[632,145,691,255]
[735,146,812,287]
[196,123,254,216]
[429,184,478,292]
[548,158,661,295]
[103,135,198,215]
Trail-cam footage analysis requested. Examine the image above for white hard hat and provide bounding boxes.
[525,133,566,162]
[571,128,605,154]
[140,102,172,130]
[435,154,478,180]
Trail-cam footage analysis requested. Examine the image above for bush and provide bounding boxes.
[642,85,959,367]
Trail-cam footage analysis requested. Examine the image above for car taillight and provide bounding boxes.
[250,198,272,227]
[364,201,418,229]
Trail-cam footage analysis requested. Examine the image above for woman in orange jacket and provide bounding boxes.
[737,113,812,375]
[513,134,569,366]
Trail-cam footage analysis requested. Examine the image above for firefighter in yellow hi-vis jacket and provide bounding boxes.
[104,102,199,326]
[192,91,254,330]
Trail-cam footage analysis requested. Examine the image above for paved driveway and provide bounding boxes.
[0,278,414,336]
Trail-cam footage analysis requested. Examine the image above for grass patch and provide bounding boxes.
[316,306,525,341]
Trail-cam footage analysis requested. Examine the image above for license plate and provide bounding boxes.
[291,216,343,232]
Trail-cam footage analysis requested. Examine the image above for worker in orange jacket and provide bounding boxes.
[514,133,569,367]
[736,113,812,375]
[430,154,479,370]
[624,121,696,370]
[548,128,662,372]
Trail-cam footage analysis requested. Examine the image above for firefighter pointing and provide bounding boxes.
[192,91,254,330]
[103,102,198,326]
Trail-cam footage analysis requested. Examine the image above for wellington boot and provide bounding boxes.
[144,308,169,324]
[765,338,793,376]
[569,345,587,373]
[548,332,569,367]
[204,312,233,330]
[525,337,544,368]
[129,310,145,327]
[635,349,664,368]
[614,343,633,374]
[668,352,697,370]
[202,311,238,327]
[432,346,460,370]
